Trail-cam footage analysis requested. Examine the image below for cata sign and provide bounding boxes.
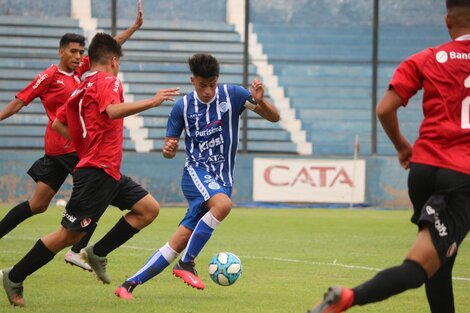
[253,158,365,203]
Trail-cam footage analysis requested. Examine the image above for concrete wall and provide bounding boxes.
[0,150,410,208]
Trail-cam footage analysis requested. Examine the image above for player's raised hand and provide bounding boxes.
[250,78,264,101]
[151,88,180,107]
[135,0,143,28]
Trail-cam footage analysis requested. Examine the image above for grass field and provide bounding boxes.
[0,205,469,312]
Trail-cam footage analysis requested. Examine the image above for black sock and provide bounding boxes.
[0,201,33,238]
[93,217,139,257]
[352,260,427,306]
[9,239,55,283]
[426,254,456,313]
[71,224,97,253]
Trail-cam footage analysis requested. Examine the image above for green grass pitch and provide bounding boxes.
[0,205,468,312]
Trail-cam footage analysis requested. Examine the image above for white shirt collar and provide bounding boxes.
[455,34,470,41]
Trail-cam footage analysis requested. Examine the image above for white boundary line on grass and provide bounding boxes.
[4,236,470,282]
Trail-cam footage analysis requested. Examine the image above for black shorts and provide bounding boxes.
[27,153,78,191]
[61,168,149,232]
[408,163,470,265]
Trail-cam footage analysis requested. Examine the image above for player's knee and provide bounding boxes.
[29,201,50,214]
[142,199,160,222]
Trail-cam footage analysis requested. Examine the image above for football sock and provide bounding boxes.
[93,217,139,257]
[182,211,219,263]
[0,201,33,239]
[127,242,179,284]
[425,253,456,313]
[71,223,97,253]
[352,259,427,306]
[9,239,55,283]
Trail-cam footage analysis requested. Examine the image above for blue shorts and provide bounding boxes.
[180,165,232,230]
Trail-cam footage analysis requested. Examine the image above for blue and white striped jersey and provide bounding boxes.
[166,84,251,187]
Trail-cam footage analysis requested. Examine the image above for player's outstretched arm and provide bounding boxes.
[113,0,144,46]
[106,87,180,119]
[376,88,412,169]
[162,137,179,159]
[52,118,71,140]
[0,98,25,121]
[250,79,280,123]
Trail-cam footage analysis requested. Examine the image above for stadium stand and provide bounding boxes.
[251,22,449,155]
[0,15,297,154]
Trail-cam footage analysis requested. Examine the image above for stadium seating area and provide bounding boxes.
[252,23,449,155]
[0,15,297,154]
[0,3,450,156]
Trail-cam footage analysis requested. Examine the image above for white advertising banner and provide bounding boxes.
[253,158,365,203]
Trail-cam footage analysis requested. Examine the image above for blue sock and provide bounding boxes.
[182,212,219,263]
[127,243,178,285]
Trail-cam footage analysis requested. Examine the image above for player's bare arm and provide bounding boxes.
[113,0,143,46]
[250,79,280,122]
[162,137,179,159]
[376,88,412,169]
[106,87,180,119]
[51,118,71,140]
[0,98,25,121]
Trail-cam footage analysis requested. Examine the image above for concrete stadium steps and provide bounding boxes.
[251,21,445,155]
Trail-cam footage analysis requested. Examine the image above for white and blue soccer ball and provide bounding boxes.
[208,252,242,286]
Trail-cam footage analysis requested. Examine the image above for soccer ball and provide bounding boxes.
[208,252,242,286]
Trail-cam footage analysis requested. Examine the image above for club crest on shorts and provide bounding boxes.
[80,218,91,228]
[208,181,221,190]
[446,242,458,258]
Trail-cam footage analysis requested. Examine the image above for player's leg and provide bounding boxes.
[425,253,456,313]
[181,193,231,264]
[307,228,435,313]
[81,175,157,284]
[115,227,189,299]
[2,226,86,307]
[0,181,55,239]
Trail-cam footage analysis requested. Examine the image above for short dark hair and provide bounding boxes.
[88,32,122,65]
[59,33,86,48]
[447,0,470,9]
[188,53,220,78]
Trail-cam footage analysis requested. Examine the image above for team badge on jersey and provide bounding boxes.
[218,101,229,113]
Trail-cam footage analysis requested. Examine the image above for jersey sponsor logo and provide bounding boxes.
[195,125,223,137]
[57,79,65,85]
[436,51,448,63]
[449,51,470,60]
[62,210,77,223]
[32,73,48,89]
[199,134,224,152]
[437,50,470,63]
[198,154,225,164]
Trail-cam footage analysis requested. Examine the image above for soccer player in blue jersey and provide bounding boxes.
[115,53,280,298]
